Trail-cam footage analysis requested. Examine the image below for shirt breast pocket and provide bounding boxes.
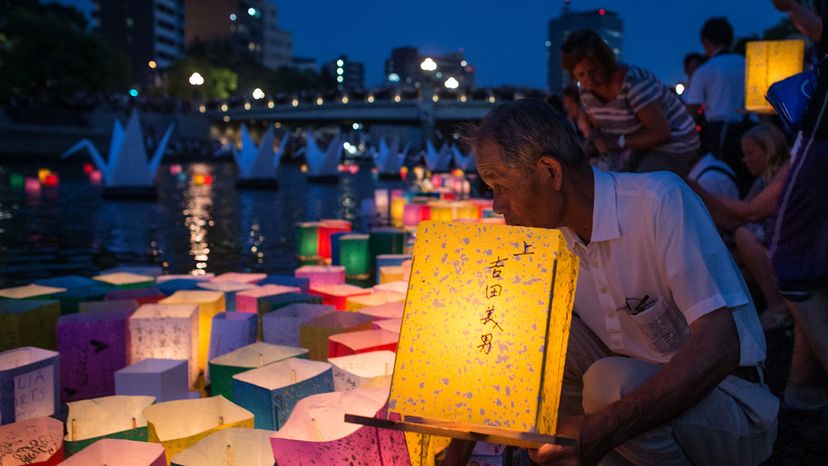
[627,296,689,354]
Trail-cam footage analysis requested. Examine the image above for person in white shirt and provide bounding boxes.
[443,99,777,466]
[684,17,754,195]
[687,152,740,200]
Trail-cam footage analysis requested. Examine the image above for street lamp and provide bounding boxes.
[189,72,205,86]
[252,88,265,100]
[444,77,459,90]
[420,57,437,72]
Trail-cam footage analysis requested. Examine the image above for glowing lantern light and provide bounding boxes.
[295,265,345,288]
[143,396,254,463]
[25,177,41,194]
[83,163,94,174]
[193,174,206,186]
[232,358,334,430]
[61,438,165,466]
[359,301,405,321]
[402,203,430,227]
[128,304,200,386]
[379,266,406,284]
[338,234,371,279]
[159,291,226,373]
[328,328,398,358]
[374,254,410,283]
[0,417,64,464]
[299,311,376,360]
[116,359,191,403]
[9,173,24,189]
[309,284,371,310]
[399,166,408,180]
[38,168,51,183]
[64,395,155,455]
[209,342,308,402]
[745,39,805,113]
[90,170,103,185]
[0,300,60,351]
[345,291,404,312]
[197,281,257,312]
[0,347,60,424]
[295,222,321,261]
[318,220,352,261]
[329,350,396,391]
[374,189,390,223]
[262,303,332,347]
[202,175,213,186]
[269,387,409,465]
[413,165,425,181]
[427,201,455,222]
[169,164,183,175]
[390,197,407,228]
[300,164,308,173]
[387,221,579,440]
[169,428,272,466]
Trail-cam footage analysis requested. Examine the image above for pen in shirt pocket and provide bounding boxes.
[624,294,655,315]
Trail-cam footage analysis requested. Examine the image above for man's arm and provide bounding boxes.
[531,307,740,465]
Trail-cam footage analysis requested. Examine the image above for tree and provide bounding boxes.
[165,57,238,100]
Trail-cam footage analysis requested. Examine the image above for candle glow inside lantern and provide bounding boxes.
[390,196,407,228]
[209,342,309,402]
[159,291,226,373]
[143,396,254,465]
[403,203,430,228]
[299,312,377,361]
[329,350,396,391]
[0,416,64,465]
[295,222,321,261]
[170,428,274,466]
[92,272,155,290]
[309,284,371,310]
[317,220,352,261]
[374,189,390,222]
[379,266,406,284]
[64,395,156,455]
[374,254,411,284]
[235,285,301,314]
[0,347,60,425]
[60,438,166,466]
[386,221,579,440]
[745,39,806,113]
[338,234,371,279]
[295,266,345,287]
[232,358,334,430]
[262,303,333,347]
[328,329,399,358]
[0,300,60,351]
[128,304,199,386]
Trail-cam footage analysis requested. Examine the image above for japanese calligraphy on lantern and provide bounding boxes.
[389,221,579,434]
[14,366,55,421]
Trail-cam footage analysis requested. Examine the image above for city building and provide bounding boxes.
[184,0,292,70]
[41,0,99,29]
[322,55,365,92]
[547,5,623,93]
[93,0,186,86]
[384,46,474,92]
[291,56,318,73]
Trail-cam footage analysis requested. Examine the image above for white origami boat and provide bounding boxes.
[373,137,409,178]
[305,131,343,181]
[451,144,477,172]
[425,140,452,173]
[233,124,290,189]
[63,110,174,199]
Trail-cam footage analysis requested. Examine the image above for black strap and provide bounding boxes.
[697,165,738,186]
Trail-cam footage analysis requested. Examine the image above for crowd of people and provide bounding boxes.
[445,1,826,464]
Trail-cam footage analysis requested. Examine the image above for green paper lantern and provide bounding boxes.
[339,234,371,278]
[296,222,320,260]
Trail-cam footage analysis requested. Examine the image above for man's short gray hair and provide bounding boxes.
[466,99,587,174]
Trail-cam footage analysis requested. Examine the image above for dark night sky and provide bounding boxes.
[61,0,787,89]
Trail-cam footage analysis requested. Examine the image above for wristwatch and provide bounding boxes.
[616,134,626,150]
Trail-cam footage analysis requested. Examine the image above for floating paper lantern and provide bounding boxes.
[329,350,396,391]
[294,265,345,287]
[106,287,166,305]
[93,272,155,290]
[0,284,65,300]
[427,201,455,222]
[197,281,257,312]
[328,329,399,358]
[390,197,407,227]
[34,275,96,290]
[745,39,805,113]
[373,318,403,334]
[455,201,480,220]
[388,221,579,437]
[64,395,155,455]
[0,416,64,465]
[42,173,58,188]
[37,168,51,183]
[259,275,310,294]
[358,301,405,320]
[116,359,191,403]
[262,303,333,347]
[403,203,430,228]
[374,189,390,222]
[0,300,60,351]
[345,291,405,312]
[369,228,406,262]
[317,220,352,261]
[210,273,266,284]
[60,438,165,466]
[232,358,333,430]
[128,304,200,386]
[295,222,320,260]
[155,273,213,283]
[338,234,371,278]
[373,280,409,296]
[79,299,139,314]
[58,309,132,401]
[270,387,409,466]
[379,266,406,284]
[9,173,24,189]
[24,177,41,194]
[328,231,349,266]
[159,291,226,372]
[0,347,60,425]
[209,343,308,401]
[89,169,103,185]
[53,284,114,315]
[157,279,203,296]
[208,312,257,367]
[375,254,411,283]
[170,428,274,466]
[309,284,371,310]
[144,396,254,464]
[299,312,376,361]
[235,285,301,313]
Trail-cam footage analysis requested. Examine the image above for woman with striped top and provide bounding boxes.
[561,29,700,175]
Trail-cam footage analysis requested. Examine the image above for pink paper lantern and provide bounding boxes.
[235,285,301,313]
[402,203,430,227]
[328,329,399,358]
[309,284,371,310]
[295,265,345,288]
[25,177,41,194]
[89,170,103,185]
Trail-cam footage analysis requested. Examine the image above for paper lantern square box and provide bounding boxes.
[155,274,214,284]
[93,272,155,290]
[106,287,166,305]
[745,39,806,113]
[159,291,226,372]
[329,350,396,391]
[209,342,308,401]
[34,275,97,290]
[235,285,301,313]
[0,416,64,465]
[262,303,333,347]
[59,438,166,466]
[64,395,156,455]
[57,309,133,401]
[0,284,65,300]
[328,329,399,358]
[116,359,190,403]
[102,265,164,277]
[359,301,405,320]
[197,281,257,312]
[372,281,409,296]
[0,347,60,425]
[170,428,274,466]
[128,304,199,386]
[157,279,203,296]
[338,234,371,278]
[79,299,140,314]
[207,312,257,366]
[299,312,377,361]
[388,221,579,436]
[0,300,60,351]
[373,318,402,334]
[54,284,114,315]
[259,275,310,294]
[232,358,333,430]
[345,291,404,312]
[295,266,345,287]
[309,284,371,310]
[375,254,411,283]
[210,273,266,284]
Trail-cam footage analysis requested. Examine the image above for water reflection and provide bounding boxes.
[184,163,214,275]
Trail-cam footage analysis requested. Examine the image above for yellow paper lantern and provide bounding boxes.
[345,291,405,312]
[390,196,407,228]
[160,291,226,373]
[427,201,454,222]
[745,39,805,113]
[379,266,406,284]
[388,221,579,436]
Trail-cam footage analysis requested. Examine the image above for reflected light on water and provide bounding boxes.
[249,223,265,264]
[184,163,214,275]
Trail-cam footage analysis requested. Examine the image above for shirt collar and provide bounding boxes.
[561,166,621,250]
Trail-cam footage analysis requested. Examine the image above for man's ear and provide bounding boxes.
[537,155,564,190]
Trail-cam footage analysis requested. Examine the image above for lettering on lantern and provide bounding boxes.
[13,367,54,420]
[476,243,532,354]
[0,422,60,465]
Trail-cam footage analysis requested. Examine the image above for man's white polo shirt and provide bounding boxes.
[559,167,765,366]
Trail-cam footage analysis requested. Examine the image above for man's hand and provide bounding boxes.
[586,130,618,153]
[527,415,611,466]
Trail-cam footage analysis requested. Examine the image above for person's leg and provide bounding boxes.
[733,226,791,329]
[785,308,828,410]
[559,314,617,418]
[788,288,828,380]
